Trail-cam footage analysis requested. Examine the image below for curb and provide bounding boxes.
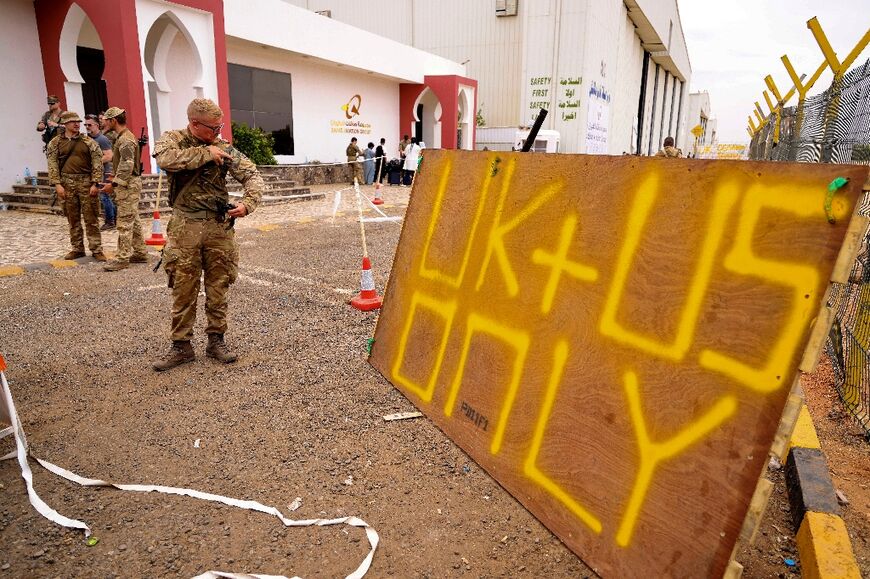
[783,403,861,578]
[0,252,145,278]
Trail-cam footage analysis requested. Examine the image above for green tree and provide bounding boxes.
[231,122,277,165]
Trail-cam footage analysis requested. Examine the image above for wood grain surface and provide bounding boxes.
[369,150,869,578]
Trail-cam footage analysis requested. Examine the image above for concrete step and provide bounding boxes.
[0,201,173,217]
[1,190,170,214]
[0,201,64,215]
[12,181,304,197]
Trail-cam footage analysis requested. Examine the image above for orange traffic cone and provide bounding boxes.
[146,168,166,246]
[372,187,384,205]
[350,256,382,311]
[145,211,165,246]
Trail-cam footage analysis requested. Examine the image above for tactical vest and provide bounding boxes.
[169,159,231,213]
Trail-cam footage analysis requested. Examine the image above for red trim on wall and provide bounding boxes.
[34,0,230,170]
[399,83,425,147]
[35,0,151,169]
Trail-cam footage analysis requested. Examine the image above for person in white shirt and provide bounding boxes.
[402,138,421,186]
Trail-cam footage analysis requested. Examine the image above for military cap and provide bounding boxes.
[47,95,60,105]
[59,111,82,123]
[104,107,126,119]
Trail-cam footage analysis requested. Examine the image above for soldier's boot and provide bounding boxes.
[152,341,195,372]
[64,250,86,260]
[103,260,129,272]
[92,252,107,262]
[130,253,149,263]
[206,333,238,364]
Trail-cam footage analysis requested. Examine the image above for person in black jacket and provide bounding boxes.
[374,137,387,184]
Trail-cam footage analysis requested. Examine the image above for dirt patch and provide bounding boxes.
[802,354,870,575]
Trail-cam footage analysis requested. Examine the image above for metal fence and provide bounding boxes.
[750,58,870,438]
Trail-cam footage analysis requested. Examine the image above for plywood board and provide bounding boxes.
[369,150,869,578]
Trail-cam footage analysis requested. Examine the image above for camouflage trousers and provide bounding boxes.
[163,214,239,342]
[61,174,101,254]
[351,161,363,185]
[114,177,146,262]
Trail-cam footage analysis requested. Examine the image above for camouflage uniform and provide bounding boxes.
[47,132,103,256]
[346,141,363,184]
[655,145,683,158]
[111,128,147,262]
[104,129,118,146]
[153,128,263,342]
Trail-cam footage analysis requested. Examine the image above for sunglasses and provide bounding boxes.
[194,120,224,134]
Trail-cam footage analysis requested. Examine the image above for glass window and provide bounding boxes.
[228,63,294,155]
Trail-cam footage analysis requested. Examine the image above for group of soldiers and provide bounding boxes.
[37,96,265,371]
[42,100,147,271]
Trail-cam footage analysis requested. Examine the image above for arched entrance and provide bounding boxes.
[59,3,106,116]
[457,86,474,150]
[143,12,204,140]
[413,87,442,149]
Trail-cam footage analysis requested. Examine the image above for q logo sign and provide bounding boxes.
[342,95,362,119]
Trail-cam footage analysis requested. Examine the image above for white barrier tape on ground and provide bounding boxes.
[0,371,92,535]
[331,189,343,221]
[0,370,379,579]
[361,217,402,223]
[361,194,402,225]
[241,266,354,296]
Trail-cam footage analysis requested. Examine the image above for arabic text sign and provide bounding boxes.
[369,151,868,577]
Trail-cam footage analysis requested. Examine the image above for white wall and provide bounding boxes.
[164,32,200,132]
[280,0,414,46]
[411,0,524,128]
[0,0,50,192]
[227,38,400,164]
[224,0,465,84]
[280,0,693,156]
[136,0,219,149]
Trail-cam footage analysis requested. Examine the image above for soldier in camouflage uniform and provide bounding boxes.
[151,98,264,371]
[346,137,363,185]
[37,95,65,148]
[99,112,118,145]
[100,107,148,271]
[47,111,105,261]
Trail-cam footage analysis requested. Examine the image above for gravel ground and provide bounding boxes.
[0,189,855,578]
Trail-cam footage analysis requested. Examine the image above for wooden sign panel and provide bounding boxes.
[369,150,868,577]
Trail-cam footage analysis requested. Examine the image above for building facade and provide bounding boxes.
[1,0,475,192]
[281,0,693,156]
[687,90,716,154]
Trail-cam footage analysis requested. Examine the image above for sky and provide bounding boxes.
[678,0,869,143]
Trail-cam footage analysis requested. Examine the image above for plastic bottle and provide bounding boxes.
[32,175,37,187]
[15,174,21,184]
[24,167,31,181]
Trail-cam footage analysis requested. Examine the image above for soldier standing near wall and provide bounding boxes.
[151,98,263,371]
[100,107,149,271]
[346,137,363,185]
[47,111,105,261]
[99,112,118,145]
[37,95,65,150]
